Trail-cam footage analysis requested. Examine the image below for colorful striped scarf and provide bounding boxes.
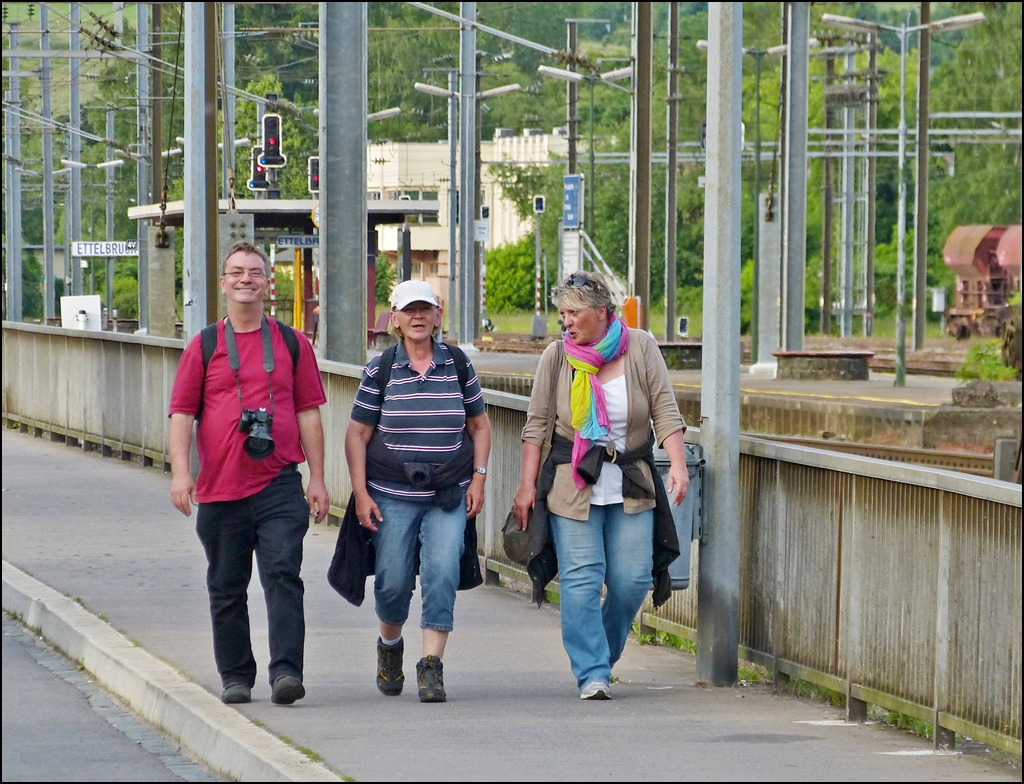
[562,317,629,490]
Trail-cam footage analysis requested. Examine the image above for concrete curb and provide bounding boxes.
[2,560,343,783]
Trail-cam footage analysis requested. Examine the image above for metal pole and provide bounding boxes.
[182,4,217,340]
[781,2,810,351]
[221,4,236,201]
[458,1,477,348]
[446,69,458,341]
[70,5,83,296]
[628,1,652,330]
[912,2,931,350]
[151,3,163,209]
[567,21,578,176]
[319,2,368,364]
[865,33,877,337]
[821,50,834,334]
[7,23,23,321]
[204,6,219,324]
[697,0,742,688]
[136,3,149,331]
[664,1,679,342]
[842,50,855,338]
[473,49,483,341]
[751,50,763,357]
[894,22,909,387]
[41,6,56,321]
[588,79,596,243]
[106,106,115,328]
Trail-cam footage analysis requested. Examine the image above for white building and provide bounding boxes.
[370,128,567,300]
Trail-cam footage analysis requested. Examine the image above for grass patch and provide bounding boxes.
[278,735,293,745]
[955,338,1018,382]
[544,589,560,605]
[98,614,108,622]
[870,706,934,741]
[738,661,770,684]
[778,675,846,708]
[252,718,264,728]
[629,622,697,654]
[295,746,323,763]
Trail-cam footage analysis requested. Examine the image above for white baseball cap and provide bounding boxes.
[390,279,439,311]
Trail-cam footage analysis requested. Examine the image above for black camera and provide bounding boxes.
[239,408,274,460]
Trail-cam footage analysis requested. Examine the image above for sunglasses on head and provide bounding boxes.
[564,274,595,289]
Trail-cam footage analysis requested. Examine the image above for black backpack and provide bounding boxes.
[375,342,469,398]
[196,318,301,420]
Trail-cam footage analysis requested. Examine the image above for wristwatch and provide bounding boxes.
[473,467,487,476]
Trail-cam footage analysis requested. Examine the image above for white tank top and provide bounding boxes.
[589,374,628,506]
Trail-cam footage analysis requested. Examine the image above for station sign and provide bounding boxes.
[71,240,139,257]
[562,174,582,230]
[276,235,319,248]
[473,220,490,243]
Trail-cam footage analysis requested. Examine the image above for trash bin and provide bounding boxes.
[656,442,704,590]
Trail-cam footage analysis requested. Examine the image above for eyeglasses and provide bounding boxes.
[223,268,267,280]
[564,274,595,289]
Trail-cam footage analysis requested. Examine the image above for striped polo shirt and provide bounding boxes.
[351,340,486,501]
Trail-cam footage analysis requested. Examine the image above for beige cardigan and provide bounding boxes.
[521,329,685,521]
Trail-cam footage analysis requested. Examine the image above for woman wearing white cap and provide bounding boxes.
[345,280,491,703]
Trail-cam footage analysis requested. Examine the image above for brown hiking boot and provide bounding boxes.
[416,655,446,703]
[376,637,405,696]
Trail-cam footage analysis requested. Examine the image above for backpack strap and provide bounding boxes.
[274,318,301,370]
[197,317,301,420]
[375,343,399,399]
[442,342,470,394]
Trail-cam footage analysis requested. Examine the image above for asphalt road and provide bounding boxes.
[2,614,215,783]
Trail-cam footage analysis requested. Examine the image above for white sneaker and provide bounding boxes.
[580,681,612,700]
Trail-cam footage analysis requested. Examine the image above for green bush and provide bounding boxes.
[375,254,397,304]
[955,339,1018,382]
[485,237,535,313]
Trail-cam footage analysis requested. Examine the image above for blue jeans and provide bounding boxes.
[370,490,466,632]
[549,504,654,690]
[195,468,309,688]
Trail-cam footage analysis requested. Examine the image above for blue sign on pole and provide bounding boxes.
[562,174,582,229]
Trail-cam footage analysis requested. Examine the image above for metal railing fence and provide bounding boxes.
[2,322,1020,756]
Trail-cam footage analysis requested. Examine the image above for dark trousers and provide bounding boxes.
[196,467,309,688]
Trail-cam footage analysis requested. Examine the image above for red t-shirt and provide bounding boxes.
[169,319,327,503]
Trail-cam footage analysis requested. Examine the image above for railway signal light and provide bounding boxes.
[260,114,286,167]
[248,146,269,191]
[307,156,319,194]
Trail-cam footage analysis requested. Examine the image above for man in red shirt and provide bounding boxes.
[168,241,329,706]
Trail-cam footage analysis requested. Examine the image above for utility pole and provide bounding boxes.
[698,0,742,688]
[912,2,931,350]
[821,50,834,334]
[319,1,368,365]
[446,69,459,342]
[70,4,83,296]
[182,3,219,341]
[41,5,56,321]
[664,2,679,341]
[136,3,149,331]
[628,2,652,331]
[4,22,23,321]
[781,2,810,351]
[841,50,856,338]
[106,106,115,326]
[865,33,877,336]
[458,1,477,347]
[567,20,578,175]
[473,48,482,341]
[222,3,235,201]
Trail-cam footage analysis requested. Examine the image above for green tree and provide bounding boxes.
[486,237,535,312]
[375,254,397,304]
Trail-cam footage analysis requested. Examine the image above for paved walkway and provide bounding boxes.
[1,430,1013,782]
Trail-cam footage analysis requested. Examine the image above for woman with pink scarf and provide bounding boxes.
[513,271,689,700]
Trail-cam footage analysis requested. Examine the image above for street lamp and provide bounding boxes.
[821,11,985,387]
[539,64,631,242]
[694,38,815,365]
[412,78,520,342]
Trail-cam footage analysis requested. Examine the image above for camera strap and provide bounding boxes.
[223,316,276,416]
